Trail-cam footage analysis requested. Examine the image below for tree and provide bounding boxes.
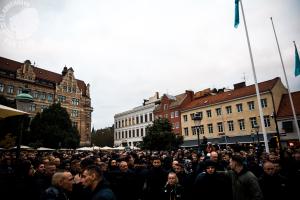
[27,103,80,148]
[141,118,183,151]
[92,126,114,147]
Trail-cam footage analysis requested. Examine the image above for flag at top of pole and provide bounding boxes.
[294,41,300,77]
[234,0,240,28]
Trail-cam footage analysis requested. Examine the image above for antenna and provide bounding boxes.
[242,72,246,82]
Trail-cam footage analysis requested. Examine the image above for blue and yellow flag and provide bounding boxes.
[295,43,300,77]
[234,0,240,28]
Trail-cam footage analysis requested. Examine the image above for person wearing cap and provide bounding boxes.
[227,154,263,200]
[193,159,232,200]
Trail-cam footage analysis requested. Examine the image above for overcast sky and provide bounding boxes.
[0,0,299,129]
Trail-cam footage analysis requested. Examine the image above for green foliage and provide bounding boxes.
[27,103,80,149]
[141,118,183,151]
[92,126,114,147]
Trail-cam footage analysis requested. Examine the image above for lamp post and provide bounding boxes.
[252,124,260,144]
[16,88,33,160]
[192,113,202,153]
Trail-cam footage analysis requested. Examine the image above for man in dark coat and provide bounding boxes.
[81,165,116,200]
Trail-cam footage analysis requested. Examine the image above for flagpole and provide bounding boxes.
[239,0,269,153]
[270,17,300,142]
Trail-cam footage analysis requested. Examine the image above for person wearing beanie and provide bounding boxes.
[193,159,232,200]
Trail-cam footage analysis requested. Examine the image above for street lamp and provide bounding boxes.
[16,88,33,160]
[192,113,202,153]
[252,124,260,145]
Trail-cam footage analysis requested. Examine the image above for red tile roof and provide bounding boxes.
[277,91,300,118]
[183,77,280,111]
[0,56,87,96]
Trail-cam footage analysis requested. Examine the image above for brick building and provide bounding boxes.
[153,90,194,135]
[0,56,93,146]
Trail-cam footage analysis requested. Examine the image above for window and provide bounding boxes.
[282,121,293,133]
[171,112,174,118]
[40,92,46,100]
[164,104,168,110]
[72,98,79,105]
[175,111,179,117]
[129,130,131,138]
[122,131,124,138]
[248,101,255,110]
[227,120,234,131]
[33,91,39,99]
[47,94,53,102]
[118,121,121,128]
[0,83,4,92]
[250,117,257,128]
[140,115,143,123]
[226,106,232,114]
[175,122,179,129]
[118,132,121,139]
[183,115,188,122]
[136,129,139,137]
[115,122,118,128]
[29,104,36,112]
[145,114,148,122]
[196,112,203,119]
[71,110,79,117]
[206,110,212,118]
[7,85,13,94]
[208,124,213,133]
[136,116,139,124]
[17,87,23,95]
[58,95,66,103]
[125,119,128,126]
[261,99,268,108]
[216,108,222,116]
[217,122,224,132]
[149,113,153,121]
[132,130,135,137]
[41,105,48,112]
[125,131,128,138]
[122,120,124,127]
[264,116,271,127]
[72,121,78,128]
[191,126,196,135]
[115,133,118,139]
[236,103,243,112]
[184,127,189,136]
[141,128,144,137]
[199,125,204,134]
[238,119,245,130]
[190,113,195,120]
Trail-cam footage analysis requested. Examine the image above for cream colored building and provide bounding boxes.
[181,77,287,146]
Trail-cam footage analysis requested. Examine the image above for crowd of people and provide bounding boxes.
[0,143,299,200]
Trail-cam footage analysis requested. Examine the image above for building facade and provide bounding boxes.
[277,91,300,147]
[180,77,287,146]
[114,92,160,147]
[0,57,93,146]
[153,90,194,135]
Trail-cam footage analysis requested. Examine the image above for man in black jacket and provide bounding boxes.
[81,165,116,200]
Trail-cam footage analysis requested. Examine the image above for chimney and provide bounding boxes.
[234,82,246,90]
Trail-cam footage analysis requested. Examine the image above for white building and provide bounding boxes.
[114,92,160,147]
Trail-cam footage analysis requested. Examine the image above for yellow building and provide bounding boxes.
[181,77,287,147]
[0,57,93,146]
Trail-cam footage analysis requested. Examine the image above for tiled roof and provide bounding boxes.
[183,77,280,111]
[170,93,187,108]
[277,91,300,118]
[0,56,87,96]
